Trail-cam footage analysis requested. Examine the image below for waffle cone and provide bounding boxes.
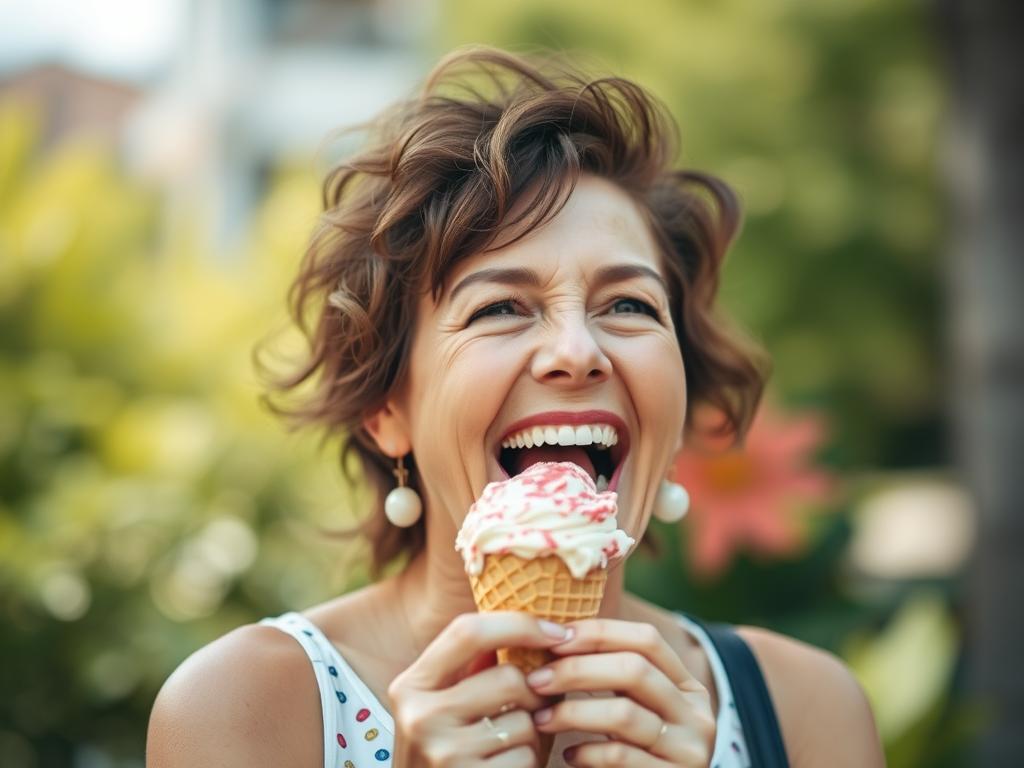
[469,553,607,766]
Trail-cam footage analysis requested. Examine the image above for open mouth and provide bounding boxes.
[493,413,630,492]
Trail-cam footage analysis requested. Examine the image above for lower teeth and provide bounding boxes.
[596,474,609,492]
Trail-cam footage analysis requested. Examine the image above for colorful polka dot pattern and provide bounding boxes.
[259,612,394,767]
[334,710,390,764]
[330,703,391,763]
[261,610,751,768]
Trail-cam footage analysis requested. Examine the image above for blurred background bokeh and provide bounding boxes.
[1,1,1020,766]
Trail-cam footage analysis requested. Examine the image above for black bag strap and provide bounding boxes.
[682,613,790,768]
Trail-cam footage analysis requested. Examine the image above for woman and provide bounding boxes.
[147,46,884,767]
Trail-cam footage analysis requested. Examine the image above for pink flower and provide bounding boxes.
[673,400,839,579]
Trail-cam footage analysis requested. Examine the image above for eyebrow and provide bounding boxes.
[447,263,668,303]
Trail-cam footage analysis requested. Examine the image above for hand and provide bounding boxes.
[525,619,716,767]
[387,611,568,767]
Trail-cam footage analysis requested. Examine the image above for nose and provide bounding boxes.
[531,311,612,386]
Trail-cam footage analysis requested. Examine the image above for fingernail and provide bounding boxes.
[533,707,552,725]
[526,667,553,688]
[538,620,568,639]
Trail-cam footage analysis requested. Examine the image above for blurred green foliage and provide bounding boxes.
[0,0,974,765]
[0,103,373,766]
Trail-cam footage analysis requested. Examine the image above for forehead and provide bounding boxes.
[446,174,662,290]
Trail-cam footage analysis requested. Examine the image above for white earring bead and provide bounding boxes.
[385,486,422,527]
[653,480,690,523]
[384,453,422,527]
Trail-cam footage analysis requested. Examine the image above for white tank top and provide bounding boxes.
[259,610,752,768]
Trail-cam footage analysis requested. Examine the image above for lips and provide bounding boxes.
[493,410,630,491]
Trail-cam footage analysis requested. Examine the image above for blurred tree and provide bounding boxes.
[936,1,1024,765]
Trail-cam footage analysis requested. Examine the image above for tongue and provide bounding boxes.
[511,445,596,482]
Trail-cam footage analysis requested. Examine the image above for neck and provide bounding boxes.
[393,508,628,658]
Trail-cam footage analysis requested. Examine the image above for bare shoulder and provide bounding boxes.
[146,622,321,768]
[735,625,885,768]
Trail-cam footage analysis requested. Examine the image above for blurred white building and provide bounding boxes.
[126,0,436,249]
[0,0,435,248]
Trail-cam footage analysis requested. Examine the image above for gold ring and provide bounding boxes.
[482,715,511,747]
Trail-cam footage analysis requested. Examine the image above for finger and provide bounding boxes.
[445,662,551,720]
[463,709,538,758]
[408,612,572,689]
[526,651,686,721]
[482,744,538,768]
[563,740,674,767]
[533,697,664,751]
[550,619,697,693]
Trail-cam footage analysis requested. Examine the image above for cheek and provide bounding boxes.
[406,336,526,496]
[612,334,687,444]
[429,334,524,419]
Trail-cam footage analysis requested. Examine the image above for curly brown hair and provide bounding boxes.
[256,44,771,578]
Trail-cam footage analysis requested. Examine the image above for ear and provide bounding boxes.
[363,401,412,458]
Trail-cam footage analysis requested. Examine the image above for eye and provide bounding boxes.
[610,297,659,317]
[467,298,525,324]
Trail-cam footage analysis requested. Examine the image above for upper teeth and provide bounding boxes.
[500,424,619,450]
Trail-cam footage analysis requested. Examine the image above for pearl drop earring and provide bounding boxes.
[652,479,690,523]
[384,454,422,527]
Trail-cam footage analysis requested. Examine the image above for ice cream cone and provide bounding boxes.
[456,462,633,766]
[469,552,608,648]
[470,552,607,766]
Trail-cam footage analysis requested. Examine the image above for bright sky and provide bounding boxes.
[0,0,184,81]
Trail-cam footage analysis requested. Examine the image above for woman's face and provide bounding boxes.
[381,173,687,545]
